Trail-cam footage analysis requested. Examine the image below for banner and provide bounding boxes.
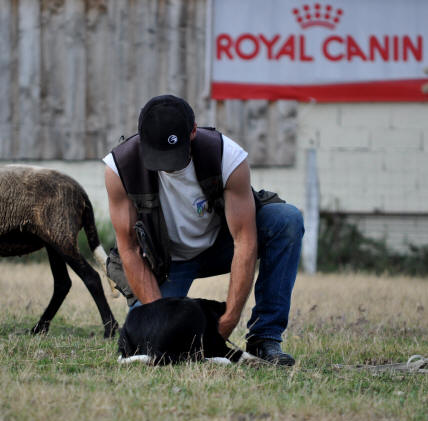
[211,0,428,101]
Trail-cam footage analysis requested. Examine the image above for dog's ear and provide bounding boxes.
[197,299,226,320]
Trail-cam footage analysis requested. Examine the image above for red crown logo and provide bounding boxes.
[292,3,343,30]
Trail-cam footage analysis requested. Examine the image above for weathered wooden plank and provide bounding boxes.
[214,98,297,165]
[17,0,41,158]
[0,0,296,166]
[40,0,67,158]
[133,0,162,118]
[215,100,244,143]
[165,0,188,97]
[0,0,12,157]
[243,100,270,165]
[85,0,109,158]
[267,100,297,166]
[187,0,211,119]
[62,0,86,159]
[104,0,136,149]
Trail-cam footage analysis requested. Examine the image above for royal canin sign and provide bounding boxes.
[217,33,423,63]
[211,1,428,102]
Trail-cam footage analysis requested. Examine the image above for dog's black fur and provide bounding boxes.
[118,297,242,364]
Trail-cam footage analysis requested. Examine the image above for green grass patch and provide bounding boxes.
[0,316,426,421]
[318,213,428,276]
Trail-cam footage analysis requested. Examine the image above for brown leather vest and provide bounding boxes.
[111,127,224,284]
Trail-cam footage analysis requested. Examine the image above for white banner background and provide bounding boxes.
[212,0,428,101]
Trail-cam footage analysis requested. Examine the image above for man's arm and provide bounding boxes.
[218,159,257,339]
[105,167,162,304]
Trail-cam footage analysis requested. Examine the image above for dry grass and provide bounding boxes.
[189,272,428,337]
[0,262,427,421]
[2,263,426,333]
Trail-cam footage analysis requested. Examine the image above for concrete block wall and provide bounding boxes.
[297,102,428,214]
[295,102,428,250]
[250,101,428,251]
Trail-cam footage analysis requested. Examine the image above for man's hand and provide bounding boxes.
[218,313,239,340]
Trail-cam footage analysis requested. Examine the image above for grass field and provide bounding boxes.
[0,262,427,421]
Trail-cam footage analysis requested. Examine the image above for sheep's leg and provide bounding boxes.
[31,246,72,334]
[65,254,118,338]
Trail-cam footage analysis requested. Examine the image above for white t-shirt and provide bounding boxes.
[103,134,248,261]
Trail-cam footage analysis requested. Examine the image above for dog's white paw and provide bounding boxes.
[238,351,258,362]
[117,354,152,365]
[205,357,232,365]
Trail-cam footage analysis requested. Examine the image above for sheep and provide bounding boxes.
[0,165,118,338]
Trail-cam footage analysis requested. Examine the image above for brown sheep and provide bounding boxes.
[0,165,118,338]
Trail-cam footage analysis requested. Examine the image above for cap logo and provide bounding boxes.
[168,135,178,145]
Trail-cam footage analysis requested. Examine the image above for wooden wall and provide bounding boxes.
[0,0,296,165]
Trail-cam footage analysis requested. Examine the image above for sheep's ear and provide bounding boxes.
[197,299,226,319]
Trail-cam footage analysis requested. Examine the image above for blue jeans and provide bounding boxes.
[130,203,304,343]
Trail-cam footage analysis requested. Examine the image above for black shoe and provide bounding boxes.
[246,339,295,366]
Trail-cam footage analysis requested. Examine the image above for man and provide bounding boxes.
[104,95,304,366]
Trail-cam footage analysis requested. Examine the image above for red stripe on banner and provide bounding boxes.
[211,79,428,102]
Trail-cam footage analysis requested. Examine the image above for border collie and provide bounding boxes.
[117,297,256,365]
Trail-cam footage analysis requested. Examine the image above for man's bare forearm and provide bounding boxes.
[105,166,162,305]
[218,159,257,339]
[222,241,257,330]
[119,246,162,304]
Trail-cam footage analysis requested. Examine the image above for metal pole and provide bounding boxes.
[303,148,320,274]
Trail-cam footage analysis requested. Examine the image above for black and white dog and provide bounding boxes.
[118,297,256,365]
